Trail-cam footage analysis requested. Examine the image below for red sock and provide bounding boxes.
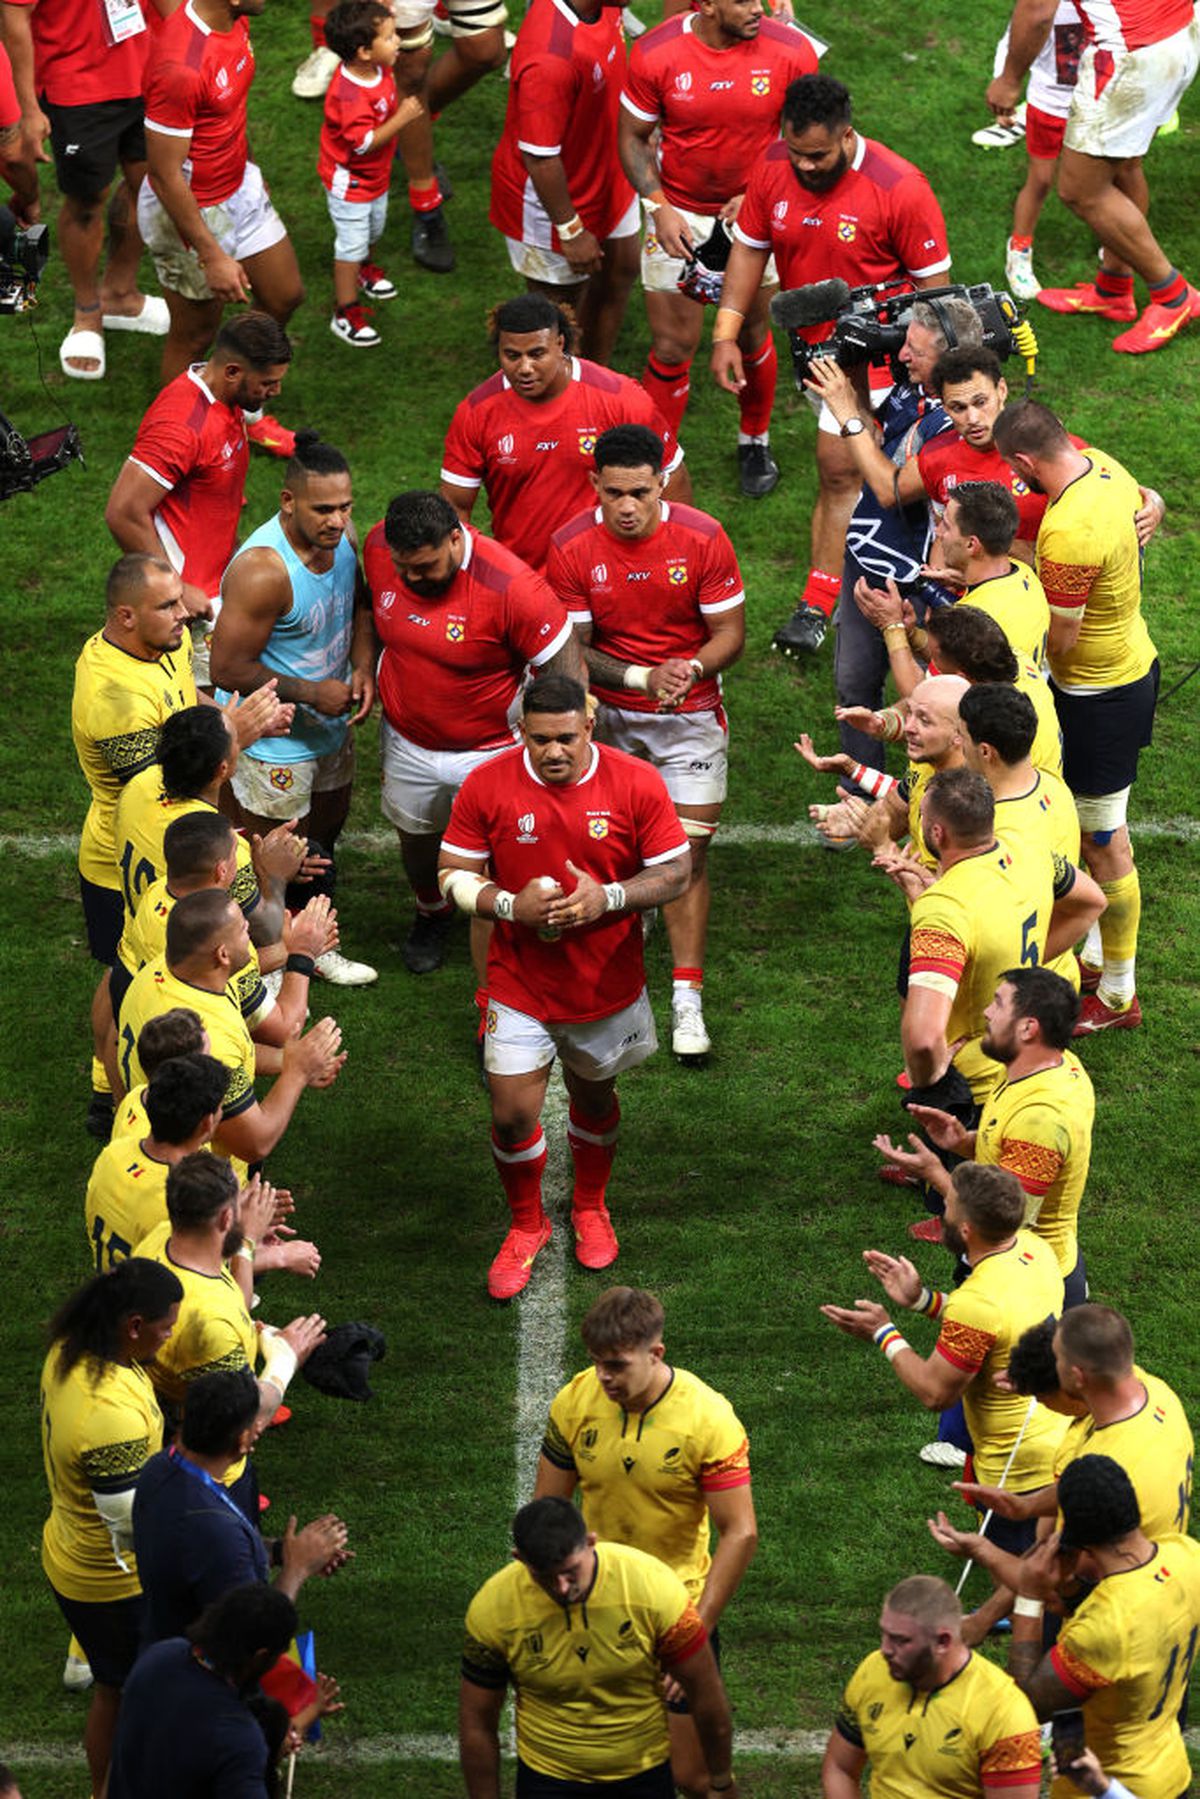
[1096,268,1134,299]
[1150,267,1187,308]
[1009,232,1033,253]
[738,336,776,437]
[672,965,703,990]
[409,183,443,214]
[492,1126,546,1230]
[801,567,841,617]
[414,885,452,916]
[642,352,692,436]
[310,8,328,47]
[567,1100,619,1213]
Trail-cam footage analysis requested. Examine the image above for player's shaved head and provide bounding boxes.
[163,811,238,883]
[883,1575,962,1634]
[923,765,994,846]
[106,552,174,614]
[948,481,1019,557]
[1056,1306,1135,1384]
[594,424,664,475]
[489,293,577,346]
[167,888,239,966]
[992,398,1071,463]
[166,1152,239,1229]
[581,1287,665,1355]
[145,1054,230,1144]
[924,605,1018,683]
[959,683,1037,765]
[159,706,235,799]
[912,674,969,727]
[949,1162,1025,1242]
[137,1008,206,1077]
[513,1497,588,1571]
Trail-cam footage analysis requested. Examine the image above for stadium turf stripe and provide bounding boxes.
[4,816,1199,859]
[513,1070,569,1505]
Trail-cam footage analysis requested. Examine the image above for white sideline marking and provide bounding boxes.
[5,816,1198,859]
[512,1070,570,1508]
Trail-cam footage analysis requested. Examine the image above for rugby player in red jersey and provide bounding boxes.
[490,0,637,364]
[362,490,582,980]
[439,674,691,1299]
[440,293,690,575]
[547,425,744,1064]
[619,0,818,495]
[139,0,304,449]
[712,74,950,657]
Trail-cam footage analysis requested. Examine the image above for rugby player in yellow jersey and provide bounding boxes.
[86,1053,229,1272]
[980,1457,1200,1799]
[118,890,346,1167]
[460,1496,739,1798]
[878,970,1095,1305]
[39,1259,183,1796]
[136,1154,326,1507]
[822,1573,1041,1799]
[112,1009,208,1145]
[993,402,1160,1034]
[927,483,1050,666]
[534,1288,757,1797]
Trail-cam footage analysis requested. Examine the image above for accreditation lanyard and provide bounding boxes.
[168,1447,269,1577]
[99,0,147,47]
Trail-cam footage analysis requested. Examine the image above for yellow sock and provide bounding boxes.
[1098,868,1140,1009]
[91,1057,111,1096]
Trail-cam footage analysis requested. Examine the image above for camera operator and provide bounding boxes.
[0,43,37,225]
[800,296,983,780]
[710,74,951,657]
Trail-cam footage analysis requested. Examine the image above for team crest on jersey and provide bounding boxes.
[750,71,770,95]
[587,817,610,840]
[771,199,789,226]
[837,218,857,243]
[446,617,466,642]
[577,429,598,457]
[674,69,693,92]
[517,812,537,843]
[1012,477,1030,495]
[270,767,294,792]
[666,557,688,586]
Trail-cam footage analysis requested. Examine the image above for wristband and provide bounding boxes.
[603,882,626,914]
[908,626,929,655]
[712,305,745,343]
[492,889,516,922]
[688,657,705,678]
[873,1323,909,1362]
[258,1329,299,1398]
[1012,1596,1044,1619]
[849,763,898,801]
[883,623,909,643]
[285,953,315,977]
[878,705,905,743]
[558,214,585,242]
[915,1285,945,1318]
[642,191,666,215]
[623,665,651,692]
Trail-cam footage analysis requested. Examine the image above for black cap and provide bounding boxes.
[1057,1454,1140,1551]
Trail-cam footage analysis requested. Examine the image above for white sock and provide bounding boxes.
[737,431,769,446]
[1098,956,1136,1010]
[1081,921,1103,969]
[672,982,702,1008]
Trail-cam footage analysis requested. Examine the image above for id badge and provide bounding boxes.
[100,0,147,47]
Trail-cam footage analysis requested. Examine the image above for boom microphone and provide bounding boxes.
[769,278,852,331]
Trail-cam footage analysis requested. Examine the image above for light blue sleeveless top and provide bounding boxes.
[218,513,357,763]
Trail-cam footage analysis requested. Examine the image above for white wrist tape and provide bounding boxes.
[492,890,516,922]
[623,665,651,692]
[1012,1596,1044,1618]
[259,1329,299,1398]
[93,1487,136,1571]
[438,867,489,914]
[603,882,626,913]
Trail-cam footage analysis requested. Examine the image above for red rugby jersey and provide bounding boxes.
[143,4,255,206]
[622,13,818,213]
[364,524,573,751]
[7,0,149,107]
[1075,0,1192,52]
[441,359,680,575]
[490,0,633,245]
[128,366,249,600]
[546,502,743,714]
[443,742,689,1021]
[317,65,400,201]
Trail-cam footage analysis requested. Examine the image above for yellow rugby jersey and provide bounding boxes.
[1052,1369,1193,1539]
[836,1647,1041,1799]
[85,1138,172,1272]
[935,1229,1066,1489]
[542,1366,750,1602]
[113,1082,151,1143]
[113,766,261,920]
[1014,659,1063,778]
[964,561,1050,667]
[40,1346,164,1602]
[976,1053,1094,1275]
[908,841,1055,1100]
[897,763,936,872]
[1049,1534,1200,1799]
[118,957,256,1123]
[993,769,1081,989]
[72,632,196,888]
[1037,449,1157,691]
[462,1542,705,1783]
[117,879,270,1029]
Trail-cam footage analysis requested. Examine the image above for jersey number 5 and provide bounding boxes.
[1020,911,1040,968]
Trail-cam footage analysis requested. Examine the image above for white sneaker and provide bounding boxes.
[314,948,378,986]
[63,1652,93,1692]
[330,305,380,348]
[1004,238,1042,302]
[971,103,1027,149]
[672,999,711,1060]
[919,1440,967,1469]
[291,45,340,99]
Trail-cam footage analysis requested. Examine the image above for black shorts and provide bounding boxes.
[109,956,133,1024]
[963,1477,1044,1558]
[1052,660,1159,798]
[666,1625,720,1715]
[51,1586,145,1688]
[516,1760,674,1798]
[43,94,145,200]
[1063,1250,1088,1311]
[80,875,125,966]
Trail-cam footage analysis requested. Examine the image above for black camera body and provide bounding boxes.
[0,203,49,313]
[772,279,1025,387]
[0,204,83,499]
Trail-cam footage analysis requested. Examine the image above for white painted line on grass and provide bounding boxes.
[512,1069,570,1509]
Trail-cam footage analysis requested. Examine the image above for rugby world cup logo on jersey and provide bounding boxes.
[516,812,538,843]
[377,589,396,613]
[674,70,693,92]
[771,199,789,226]
[666,557,688,587]
[497,433,516,462]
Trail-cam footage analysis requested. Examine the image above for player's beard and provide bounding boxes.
[980,1028,1015,1064]
[405,572,457,598]
[792,150,850,194]
[222,1224,246,1260]
[942,1218,967,1261]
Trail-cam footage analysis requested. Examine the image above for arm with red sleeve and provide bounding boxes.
[886,165,952,286]
[503,566,587,686]
[440,392,487,526]
[143,60,248,305]
[106,409,216,620]
[512,53,602,276]
[902,890,968,1088]
[696,1419,757,1632]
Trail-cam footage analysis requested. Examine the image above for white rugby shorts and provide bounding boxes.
[379,718,515,835]
[484,989,658,1080]
[594,705,728,806]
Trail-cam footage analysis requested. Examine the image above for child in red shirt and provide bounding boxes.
[319,0,422,346]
